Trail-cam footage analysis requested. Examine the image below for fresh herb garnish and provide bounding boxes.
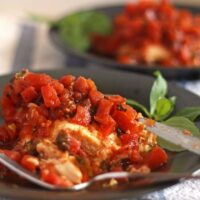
[126,99,151,118]
[53,11,112,52]
[175,107,200,121]
[126,71,200,152]
[149,71,176,121]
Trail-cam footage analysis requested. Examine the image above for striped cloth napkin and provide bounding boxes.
[0,16,200,200]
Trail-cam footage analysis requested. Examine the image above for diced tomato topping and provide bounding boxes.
[24,72,52,90]
[41,84,61,108]
[94,99,114,124]
[0,150,21,162]
[0,125,17,142]
[21,86,38,103]
[21,155,39,172]
[40,167,73,187]
[120,133,139,148]
[130,150,143,164]
[1,97,15,122]
[144,146,168,170]
[112,104,137,133]
[73,77,89,94]
[50,80,64,95]
[87,79,97,91]
[99,120,116,136]
[71,105,91,126]
[89,90,104,106]
[59,75,75,87]
[107,95,126,104]
[13,79,28,94]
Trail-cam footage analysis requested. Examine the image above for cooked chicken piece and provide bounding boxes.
[144,44,170,64]
[36,139,65,159]
[37,139,83,183]
[51,121,101,156]
[51,121,120,161]
[54,156,82,184]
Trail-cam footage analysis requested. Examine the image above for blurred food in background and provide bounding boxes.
[52,0,200,69]
[91,0,200,68]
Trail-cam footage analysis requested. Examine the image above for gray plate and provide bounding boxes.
[0,67,200,200]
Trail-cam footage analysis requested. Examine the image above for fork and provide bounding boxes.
[0,153,200,191]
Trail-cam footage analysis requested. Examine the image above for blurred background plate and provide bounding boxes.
[49,4,200,80]
[0,67,200,200]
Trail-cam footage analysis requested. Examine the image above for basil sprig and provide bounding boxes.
[53,11,112,52]
[150,71,176,121]
[127,71,200,152]
[30,11,112,52]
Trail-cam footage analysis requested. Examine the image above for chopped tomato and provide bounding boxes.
[13,78,28,94]
[0,125,17,142]
[144,146,168,170]
[40,167,73,187]
[21,86,38,103]
[94,99,114,124]
[59,75,75,87]
[21,155,39,172]
[0,150,21,162]
[73,77,89,94]
[89,90,104,106]
[87,79,97,91]
[71,105,91,126]
[112,104,137,133]
[99,120,116,136]
[120,133,139,149]
[1,96,15,122]
[41,84,61,108]
[130,150,143,164]
[107,95,126,104]
[24,72,52,90]
[50,80,64,95]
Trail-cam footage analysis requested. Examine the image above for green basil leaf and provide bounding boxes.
[157,137,184,152]
[157,116,200,152]
[83,12,112,35]
[150,71,167,115]
[126,99,151,118]
[60,26,90,51]
[175,107,200,121]
[154,97,173,121]
[169,96,176,105]
[56,11,112,51]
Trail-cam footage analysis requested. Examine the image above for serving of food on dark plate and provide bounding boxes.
[49,0,200,79]
[0,68,200,199]
[0,70,168,187]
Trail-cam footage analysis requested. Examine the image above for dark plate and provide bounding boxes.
[0,68,200,200]
[49,4,200,80]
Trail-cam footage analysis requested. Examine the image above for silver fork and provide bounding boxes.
[1,153,200,191]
